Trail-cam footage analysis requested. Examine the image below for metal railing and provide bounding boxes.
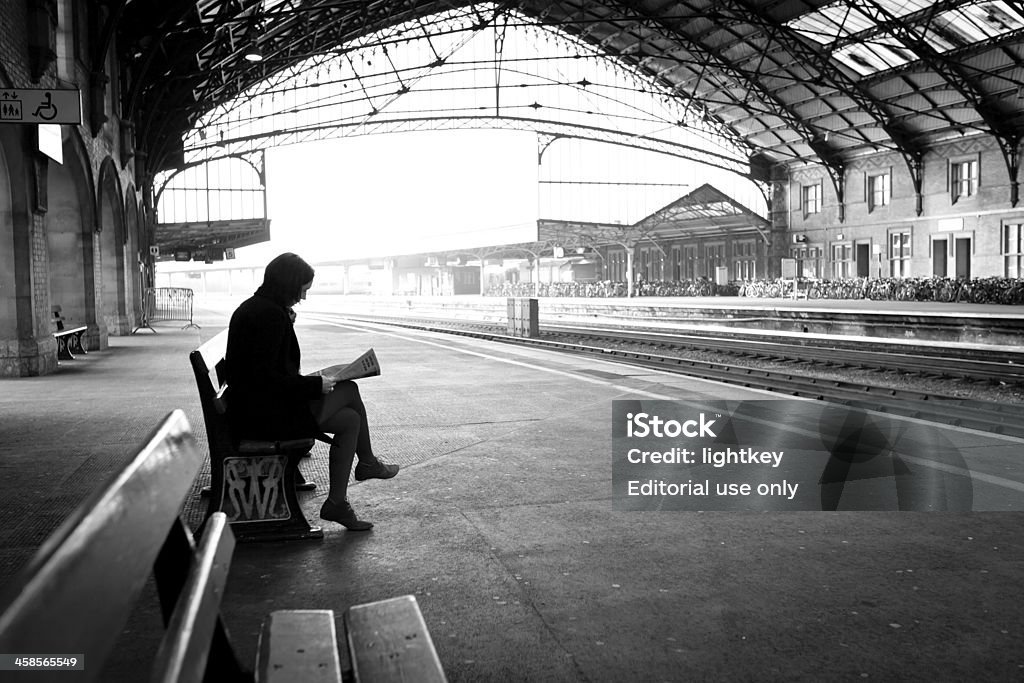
[133,287,200,333]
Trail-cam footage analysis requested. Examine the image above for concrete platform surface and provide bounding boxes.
[0,294,1022,682]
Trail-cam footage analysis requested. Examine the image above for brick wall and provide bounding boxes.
[0,1,32,87]
[781,133,1024,279]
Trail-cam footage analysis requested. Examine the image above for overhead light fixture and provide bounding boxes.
[243,36,263,62]
[242,19,263,62]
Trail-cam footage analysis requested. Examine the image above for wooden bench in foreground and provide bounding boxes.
[0,410,447,683]
[51,305,88,361]
[190,331,322,542]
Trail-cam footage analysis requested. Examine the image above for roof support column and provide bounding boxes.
[823,164,846,225]
[907,153,924,217]
[999,137,1022,208]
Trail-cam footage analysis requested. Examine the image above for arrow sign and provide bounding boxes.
[0,89,82,125]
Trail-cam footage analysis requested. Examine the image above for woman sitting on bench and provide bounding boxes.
[225,252,399,531]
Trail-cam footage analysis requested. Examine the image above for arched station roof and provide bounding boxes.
[117,0,1024,181]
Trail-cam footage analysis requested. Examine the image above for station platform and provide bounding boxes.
[1,294,1023,682]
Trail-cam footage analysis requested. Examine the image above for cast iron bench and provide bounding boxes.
[190,330,323,542]
[0,410,446,683]
[52,305,88,361]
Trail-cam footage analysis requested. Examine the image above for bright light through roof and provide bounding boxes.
[789,0,1024,76]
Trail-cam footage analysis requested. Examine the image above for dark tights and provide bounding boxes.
[310,380,375,506]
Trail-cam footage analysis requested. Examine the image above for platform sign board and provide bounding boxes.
[0,89,82,125]
[780,258,798,279]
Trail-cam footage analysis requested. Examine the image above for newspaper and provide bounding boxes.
[319,348,381,382]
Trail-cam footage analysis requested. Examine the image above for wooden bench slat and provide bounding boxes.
[345,596,447,683]
[151,513,236,683]
[0,411,203,677]
[255,610,343,683]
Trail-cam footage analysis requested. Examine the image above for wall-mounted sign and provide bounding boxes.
[149,245,160,256]
[1,89,82,125]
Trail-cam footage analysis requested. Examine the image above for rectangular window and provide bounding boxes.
[683,245,697,280]
[608,249,626,282]
[1002,223,1024,277]
[639,247,652,281]
[831,243,851,279]
[951,159,978,202]
[671,245,683,280]
[704,243,725,278]
[734,239,756,280]
[888,230,911,277]
[789,245,822,279]
[806,246,822,279]
[802,183,822,216]
[868,172,891,211]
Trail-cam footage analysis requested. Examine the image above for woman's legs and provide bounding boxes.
[310,381,398,529]
[316,380,375,463]
[318,406,359,507]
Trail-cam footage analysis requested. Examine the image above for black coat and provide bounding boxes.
[223,288,322,440]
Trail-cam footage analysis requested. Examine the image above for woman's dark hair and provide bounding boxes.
[260,253,315,304]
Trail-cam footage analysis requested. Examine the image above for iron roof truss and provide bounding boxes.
[113,0,1024,212]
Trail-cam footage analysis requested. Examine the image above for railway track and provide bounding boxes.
[307,312,1024,440]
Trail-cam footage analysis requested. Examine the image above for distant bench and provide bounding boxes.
[0,410,447,683]
[51,305,87,361]
[190,330,323,542]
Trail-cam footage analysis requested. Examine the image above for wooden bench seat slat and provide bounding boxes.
[255,610,343,683]
[345,596,447,683]
[0,411,203,678]
[151,513,236,683]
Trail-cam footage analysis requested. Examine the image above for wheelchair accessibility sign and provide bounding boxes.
[1,89,81,125]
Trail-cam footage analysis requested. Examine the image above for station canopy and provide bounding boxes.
[539,183,771,250]
[119,0,1024,179]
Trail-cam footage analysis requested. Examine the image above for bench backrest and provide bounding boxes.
[0,410,245,682]
[52,305,66,331]
[189,330,236,457]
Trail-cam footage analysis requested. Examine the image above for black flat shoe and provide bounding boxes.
[319,499,373,531]
[354,459,400,481]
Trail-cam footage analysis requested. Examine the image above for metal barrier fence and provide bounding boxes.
[133,287,200,333]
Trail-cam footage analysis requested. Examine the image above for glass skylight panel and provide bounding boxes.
[790,4,875,43]
[791,0,1024,76]
[933,2,1024,47]
[832,35,913,76]
[789,0,932,43]
[874,0,933,14]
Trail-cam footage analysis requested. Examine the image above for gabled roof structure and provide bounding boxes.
[538,183,770,249]
[632,183,771,242]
